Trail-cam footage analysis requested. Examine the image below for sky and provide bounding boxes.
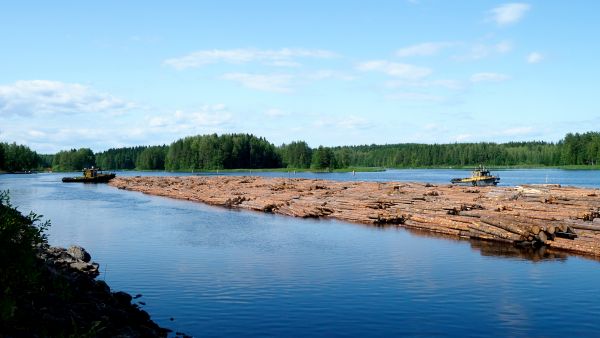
[1,1,599,153]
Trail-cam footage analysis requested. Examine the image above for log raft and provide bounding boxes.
[109,176,600,258]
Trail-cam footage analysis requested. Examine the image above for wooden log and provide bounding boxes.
[408,214,470,231]
[537,231,548,244]
[466,228,499,241]
[479,216,530,237]
[403,220,461,236]
[467,221,523,241]
[565,222,600,232]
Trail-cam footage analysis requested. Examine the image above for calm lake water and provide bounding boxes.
[2,169,600,337]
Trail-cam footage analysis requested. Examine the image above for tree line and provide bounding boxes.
[0,143,42,172]
[2,132,600,172]
[165,134,281,170]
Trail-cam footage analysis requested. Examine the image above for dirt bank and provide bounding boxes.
[110,176,600,258]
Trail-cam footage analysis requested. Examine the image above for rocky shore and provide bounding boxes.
[110,176,600,258]
[3,244,171,337]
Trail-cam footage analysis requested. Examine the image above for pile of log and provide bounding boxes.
[109,176,600,258]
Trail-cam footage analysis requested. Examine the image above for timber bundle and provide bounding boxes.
[110,176,600,258]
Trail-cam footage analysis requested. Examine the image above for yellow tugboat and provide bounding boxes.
[62,167,116,183]
[451,165,500,186]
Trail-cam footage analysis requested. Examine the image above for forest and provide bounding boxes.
[1,132,600,172]
[0,143,43,172]
[164,134,280,170]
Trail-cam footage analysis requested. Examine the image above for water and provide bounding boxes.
[2,170,600,337]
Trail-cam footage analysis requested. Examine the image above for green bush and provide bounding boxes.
[0,190,50,322]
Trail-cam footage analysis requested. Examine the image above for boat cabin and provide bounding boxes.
[83,167,101,178]
[472,165,492,177]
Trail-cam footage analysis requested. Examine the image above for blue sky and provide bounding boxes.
[1,1,599,153]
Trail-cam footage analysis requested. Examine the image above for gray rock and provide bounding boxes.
[68,245,91,262]
[70,262,91,271]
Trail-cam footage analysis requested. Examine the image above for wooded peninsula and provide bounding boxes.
[1,131,599,172]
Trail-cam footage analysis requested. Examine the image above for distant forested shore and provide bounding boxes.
[1,132,600,172]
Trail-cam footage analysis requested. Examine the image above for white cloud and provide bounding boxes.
[527,52,543,64]
[164,48,337,70]
[175,108,232,127]
[337,116,373,129]
[386,92,444,102]
[460,40,512,60]
[146,105,234,134]
[218,70,353,93]
[497,126,534,136]
[221,73,294,93]
[2,102,238,153]
[0,80,134,117]
[148,116,171,128]
[314,116,373,130]
[264,108,289,117]
[357,60,432,79]
[305,70,355,81]
[423,123,448,133]
[470,72,510,83]
[396,42,455,57]
[489,3,531,26]
[455,134,472,142]
[27,129,46,138]
[495,41,513,53]
[266,60,302,67]
[385,79,464,90]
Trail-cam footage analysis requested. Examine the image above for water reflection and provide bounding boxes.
[398,227,571,262]
[470,239,568,262]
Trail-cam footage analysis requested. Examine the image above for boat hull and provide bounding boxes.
[450,177,500,186]
[62,174,116,183]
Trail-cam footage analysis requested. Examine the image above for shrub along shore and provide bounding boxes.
[111,176,600,259]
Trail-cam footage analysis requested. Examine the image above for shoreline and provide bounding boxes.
[4,164,599,176]
[30,245,172,337]
[0,193,175,337]
[2,243,173,337]
[110,176,600,258]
